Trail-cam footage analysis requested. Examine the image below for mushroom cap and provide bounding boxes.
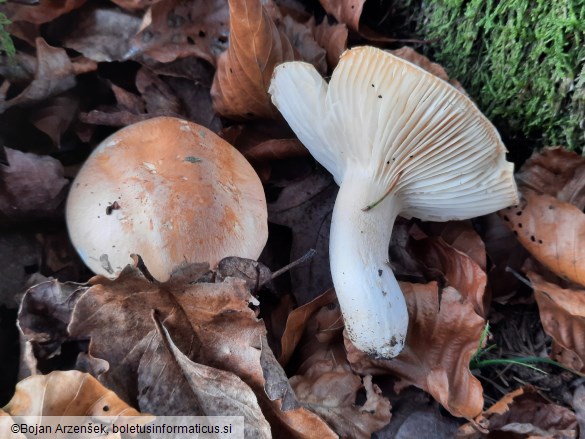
[66,117,268,281]
[269,46,519,220]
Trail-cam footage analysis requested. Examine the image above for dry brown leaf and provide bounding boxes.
[312,18,348,69]
[268,168,337,304]
[135,67,183,115]
[423,221,487,271]
[111,0,164,9]
[0,232,40,308]
[0,147,69,222]
[63,5,143,62]
[6,0,86,24]
[0,39,96,114]
[3,370,142,417]
[516,147,585,210]
[411,237,488,317]
[279,289,338,365]
[30,94,79,147]
[500,190,585,287]
[280,289,391,437]
[138,313,272,436]
[345,282,485,419]
[0,412,26,439]
[527,271,585,372]
[57,265,334,437]
[458,386,578,438]
[291,366,391,439]
[279,16,327,75]
[211,0,296,119]
[318,0,365,31]
[129,0,229,65]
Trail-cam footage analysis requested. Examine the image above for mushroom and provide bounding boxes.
[269,46,518,358]
[66,117,268,282]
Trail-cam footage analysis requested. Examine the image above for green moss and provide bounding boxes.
[0,0,15,58]
[409,0,585,151]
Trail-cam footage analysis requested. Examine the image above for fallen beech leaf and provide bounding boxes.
[528,271,585,372]
[129,0,229,65]
[0,412,26,439]
[136,67,183,115]
[0,39,95,113]
[6,0,86,24]
[279,289,338,365]
[573,385,585,436]
[458,386,577,438]
[0,147,69,222]
[516,147,585,210]
[312,18,348,69]
[139,313,272,436]
[63,6,142,62]
[3,370,142,417]
[279,16,327,75]
[0,232,40,307]
[268,169,337,304]
[111,0,165,9]
[111,84,145,114]
[211,0,296,119]
[318,0,365,31]
[500,190,585,286]
[164,76,223,132]
[291,366,391,439]
[30,94,79,147]
[220,121,307,169]
[345,283,485,419]
[63,265,334,436]
[423,221,487,271]
[19,279,86,360]
[411,237,488,317]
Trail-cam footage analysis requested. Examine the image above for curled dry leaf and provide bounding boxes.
[3,370,142,417]
[0,147,69,222]
[129,0,229,65]
[500,190,585,287]
[51,265,335,437]
[527,271,585,373]
[138,313,272,437]
[0,412,26,439]
[6,0,86,24]
[345,283,485,419]
[0,38,96,114]
[280,289,391,437]
[63,6,143,62]
[410,237,488,317]
[516,147,585,210]
[211,0,296,119]
[458,386,577,438]
[318,0,365,31]
[291,367,391,439]
[0,232,40,308]
[279,289,338,366]
[312,18,348,69]
[268,168,337,304]
[279,16,327,75]
[110,0,165,10]
[30,94,79,147]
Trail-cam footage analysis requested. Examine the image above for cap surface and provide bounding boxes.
[66,117,267,281]
[269,46,518,219]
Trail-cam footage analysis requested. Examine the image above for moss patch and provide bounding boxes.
[408,0,585,152]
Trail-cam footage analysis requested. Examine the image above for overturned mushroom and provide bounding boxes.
[269,46,518,358]
[66,117,267,282]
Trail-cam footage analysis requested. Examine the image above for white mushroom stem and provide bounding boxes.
[330,170,408,359]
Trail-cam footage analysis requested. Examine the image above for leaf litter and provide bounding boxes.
[2,0,585,437]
